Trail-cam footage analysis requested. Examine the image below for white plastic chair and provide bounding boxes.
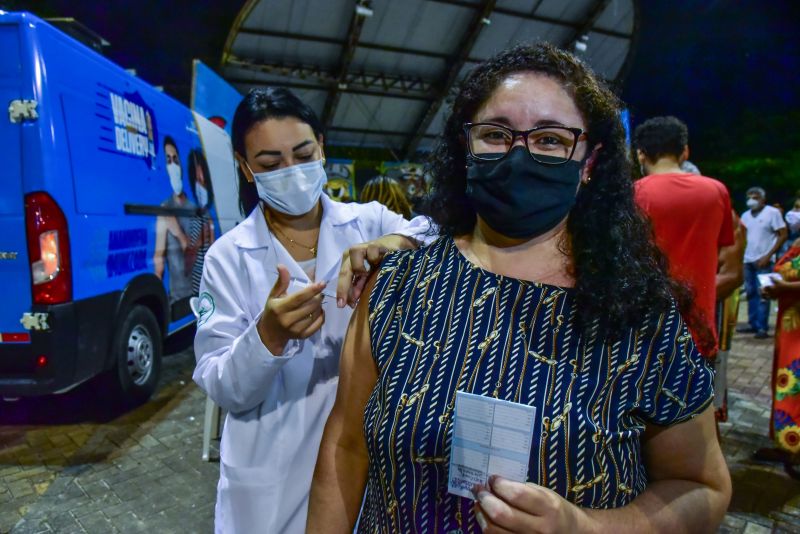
[190,296,223,462]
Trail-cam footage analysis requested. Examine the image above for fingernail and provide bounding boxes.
[475,489,499,516]
[475,510,488,530]
[337,298,344,308]
[471,484,483,500]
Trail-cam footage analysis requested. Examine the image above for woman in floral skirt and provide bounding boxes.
[760,240,800,477]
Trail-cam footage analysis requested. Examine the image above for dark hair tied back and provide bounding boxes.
[232,88,324,216]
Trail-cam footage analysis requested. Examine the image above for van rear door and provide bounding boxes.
[0,22,33,340]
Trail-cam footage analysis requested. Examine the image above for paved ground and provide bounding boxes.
[1,310,799,533]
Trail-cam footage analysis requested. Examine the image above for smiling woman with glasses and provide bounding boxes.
[307,43,731,534]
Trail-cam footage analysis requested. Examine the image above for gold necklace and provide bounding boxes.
[266,214,318,257]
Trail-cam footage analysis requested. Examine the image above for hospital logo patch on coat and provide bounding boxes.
[196,292,215,326]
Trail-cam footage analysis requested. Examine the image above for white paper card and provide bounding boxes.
[757,272,783,288]
[285,278,337,299]
[447,391,536,498]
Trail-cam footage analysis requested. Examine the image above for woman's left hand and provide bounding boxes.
[336,234,418,308]
[472,476,593,534]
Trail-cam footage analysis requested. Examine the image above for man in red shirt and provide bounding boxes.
[634,116,735,356]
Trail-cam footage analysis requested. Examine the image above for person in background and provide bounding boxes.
[680,159,701,174]
[740,186,787,338]
[308,42,730,534]
[758,241,800,478]
[634,115,734,356]
[778,198,800,257]
[714,210,746,423]
[359,175,413,219]
[193,87,432,534]
[187,148,216,294]
[774,202,790,257]
[786,199,800,240]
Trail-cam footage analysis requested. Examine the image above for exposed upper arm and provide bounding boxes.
[642,407,730,493]
[154,216,167,253]
[325,273,380,451]
[716,211,745,299]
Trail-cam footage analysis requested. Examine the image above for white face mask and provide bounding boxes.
[746,198,760,210]
[167,163,182,195]
[248,159,326,216]
[195,183,209,208]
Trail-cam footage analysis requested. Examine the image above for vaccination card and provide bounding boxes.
[447,391,536,499]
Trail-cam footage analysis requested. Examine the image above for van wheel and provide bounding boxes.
[110,305,162,406]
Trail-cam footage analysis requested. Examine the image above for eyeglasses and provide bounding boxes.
[464,122,585,165]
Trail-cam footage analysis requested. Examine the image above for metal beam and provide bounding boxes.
[237,27,479,61]
[238,27,343,46]
[226,55,437,98]
[225,77,435,102]
[561,0,613,51]
[321,2,370,129]
[403,0,496,158]
[328,126,437,139]
[427,0,632,40]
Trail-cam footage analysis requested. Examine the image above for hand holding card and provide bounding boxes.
[448,391,536,499]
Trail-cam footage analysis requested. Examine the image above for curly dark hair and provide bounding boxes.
[421,42,708,347]
[634,115,689,161]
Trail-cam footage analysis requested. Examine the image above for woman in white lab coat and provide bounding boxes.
[193,88,430,534]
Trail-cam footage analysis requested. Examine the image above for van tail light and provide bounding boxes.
[24,192,72,304]
[33,230,60,282]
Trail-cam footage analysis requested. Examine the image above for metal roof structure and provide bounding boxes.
[221,0,638,158]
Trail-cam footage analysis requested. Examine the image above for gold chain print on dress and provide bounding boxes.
[361,237,716,531]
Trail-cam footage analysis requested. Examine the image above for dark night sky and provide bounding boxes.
[4,1,799,173]
[622,0,800,164]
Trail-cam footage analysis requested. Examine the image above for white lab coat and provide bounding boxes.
[193,194,431,534]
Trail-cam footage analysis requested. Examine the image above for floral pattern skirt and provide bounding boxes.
[772,302,800,453]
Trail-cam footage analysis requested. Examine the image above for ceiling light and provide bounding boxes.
[355,5,373,17]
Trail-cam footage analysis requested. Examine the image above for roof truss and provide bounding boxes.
[403,0,497,158]
[562,0,614,50]
[227,55,436,99]
[428,0,632,39]
[321,2,370,129]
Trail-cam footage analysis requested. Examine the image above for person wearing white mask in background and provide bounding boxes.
[187,148,216,294]
[154,135,195,304]
[784,198,800,245]
[193,87,433,534]
[740,186,787,338]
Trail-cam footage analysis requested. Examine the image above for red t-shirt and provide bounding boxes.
[634,172,734,355]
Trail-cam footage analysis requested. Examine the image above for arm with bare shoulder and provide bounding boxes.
[306,274,379,533]
[716,211,745,300]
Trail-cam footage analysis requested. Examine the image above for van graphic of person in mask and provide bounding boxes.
[153,135,196,304]
[187,148,216,294]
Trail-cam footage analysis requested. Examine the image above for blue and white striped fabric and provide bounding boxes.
[359,237,714,533]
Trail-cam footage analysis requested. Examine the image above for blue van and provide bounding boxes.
[0,12,240,404]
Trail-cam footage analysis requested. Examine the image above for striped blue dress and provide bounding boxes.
[360,237,714,533]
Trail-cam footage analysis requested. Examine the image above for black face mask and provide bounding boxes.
[465,147,583,239]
